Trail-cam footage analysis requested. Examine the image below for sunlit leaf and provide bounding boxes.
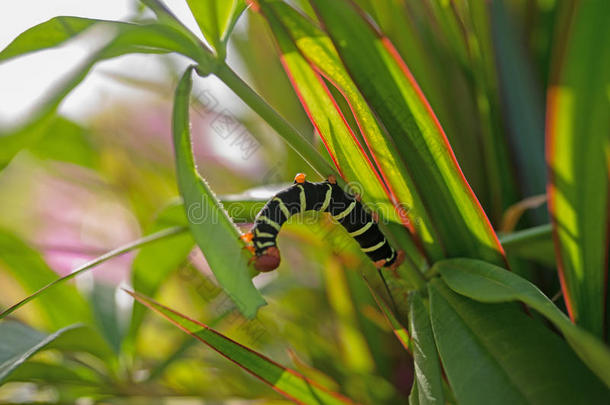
[546,0,610,337]
[429,279,609,404]
[364,279,410,352]
[126,290,356,404]
[436,258,610,388]
[171,66,266,318]
[186,0,247,57]
[307,0,504,265]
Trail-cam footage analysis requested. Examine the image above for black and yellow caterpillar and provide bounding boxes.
[242,173,404,272]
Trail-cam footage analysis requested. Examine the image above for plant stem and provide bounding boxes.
[498,223,552,248]
[0,226,189,320]
[214,63,337,179]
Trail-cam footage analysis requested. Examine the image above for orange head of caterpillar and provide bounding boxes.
[294,173,306,184]
[252,246,281,272]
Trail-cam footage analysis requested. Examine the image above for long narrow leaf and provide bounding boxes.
[0,226,187,321]
[435,258,610,387]
[259,0,441,263]
[261,5,425,270]
[546,0,610,337]
[308,0,505,265]
[364,279,410,352]
[171,66,266,318]
[126,290,356,404]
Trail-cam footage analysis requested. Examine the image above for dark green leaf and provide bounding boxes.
[436,258,610,388]
[428,279,609,404]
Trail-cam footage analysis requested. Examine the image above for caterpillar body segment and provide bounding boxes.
[244,173,404,272]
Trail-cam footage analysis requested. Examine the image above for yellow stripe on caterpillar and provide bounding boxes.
[273,197,291,220]
[361,239,386,253]
[255,229,275,238]
[332,200,357,221]
[320,183,332,212]
[348,220,374,237]
[298,185,306,214]
[257,215,281,231]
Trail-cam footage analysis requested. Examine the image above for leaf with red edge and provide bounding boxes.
[125,290,357,405]
[308,0,505,266]
[546,0,610,337]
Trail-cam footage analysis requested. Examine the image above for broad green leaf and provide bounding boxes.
[307,0,504,265]
[428,279,609,405]
[186,0,246,57]
[499,224,555,267]
[0,322,81,383]
[171,66,266,318]
[261,5,425,270]
[126,290,356,404]
[0,18,213,169]
[0,226,187,322]
[408,291,444,405]
[436,258,610,388]
[546,0,610,337]
[126,202,194,350]
[45,324,115,362]
[0,229,92,329]
[259,1,442,262]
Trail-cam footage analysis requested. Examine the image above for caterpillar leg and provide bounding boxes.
[374,259,387,269]
[240,232,254,243]
[294,173,307,183]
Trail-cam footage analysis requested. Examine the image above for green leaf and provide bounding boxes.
[0,229,93,329]
[0,18,213,169]
[546,0,610,337]
[0,226,187,322]
[0,16,99,62]
[259,1,442,262]
[5,361,100,386]
[126,202,194,350]
[126,290,355,404]
[308,0,505,265]
[436,258,610,388]
[408,291,444,405]
[428,279,609,405]
[171,66,266,318]
[260,5,425,271]
[185,0,246,57]
[0,322,81,383]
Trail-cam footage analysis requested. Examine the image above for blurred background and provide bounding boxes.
[0,0,565,403]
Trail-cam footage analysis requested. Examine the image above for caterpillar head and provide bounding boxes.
[253,246,281,272]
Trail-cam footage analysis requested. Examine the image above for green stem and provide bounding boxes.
[498,223,552,248]
[214,63,336,179]
[0,226,189,320]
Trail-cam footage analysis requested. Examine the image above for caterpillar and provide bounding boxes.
[242,173,405,272]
